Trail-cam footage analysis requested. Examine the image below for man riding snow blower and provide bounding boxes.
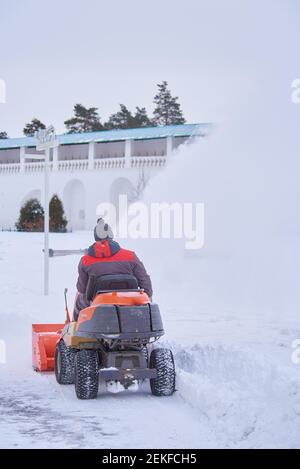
[32,218,175,399]
[74,218,153,320]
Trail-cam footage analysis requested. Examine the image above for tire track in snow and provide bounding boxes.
[0,366,213,448]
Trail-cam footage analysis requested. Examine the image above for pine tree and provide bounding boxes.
[49,194,67,232]
[15,198,44,232]
[134,107,152,127]
[105,104,136,129]
[105,105,151,129]
[23,118,46,137]
[64,104,103,133]
[0,131,8,139]
[152,81,185,126]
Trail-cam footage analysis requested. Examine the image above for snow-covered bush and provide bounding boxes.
[49,194,67,233]
[15,198,44,232]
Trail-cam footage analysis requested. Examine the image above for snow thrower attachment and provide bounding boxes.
[32,274,176,399]
[32,289,70,372]
[32,323,64,371]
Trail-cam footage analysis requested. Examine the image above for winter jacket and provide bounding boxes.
[76,239,153,298]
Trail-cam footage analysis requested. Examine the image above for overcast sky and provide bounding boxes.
[0,0,299,137]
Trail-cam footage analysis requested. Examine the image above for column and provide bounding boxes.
[20,146,25,173]
[88,142,95,170]
[125,139,132,169]
[53,146,59,171]
[166,136,173,157]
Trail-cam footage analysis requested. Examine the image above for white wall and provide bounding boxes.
[0,165,160,231]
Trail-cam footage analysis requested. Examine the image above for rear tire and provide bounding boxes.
[74,349,99,399]
[54,340,75,385]
[150,348,176,396]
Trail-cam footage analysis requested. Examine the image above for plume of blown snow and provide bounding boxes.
[135,2,300,317]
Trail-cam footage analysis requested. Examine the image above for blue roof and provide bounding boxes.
[0,123,211,150]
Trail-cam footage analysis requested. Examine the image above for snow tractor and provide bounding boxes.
[32,274,176,399]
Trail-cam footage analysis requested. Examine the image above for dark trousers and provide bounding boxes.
[73,292,89,321]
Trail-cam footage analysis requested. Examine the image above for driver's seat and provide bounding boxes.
[85,274,139,302]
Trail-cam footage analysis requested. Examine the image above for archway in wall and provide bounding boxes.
[63,179,86,230]
[20,189,42,207]
[110,177,136,219]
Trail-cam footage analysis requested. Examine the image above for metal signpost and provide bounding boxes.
[34,126,59,295]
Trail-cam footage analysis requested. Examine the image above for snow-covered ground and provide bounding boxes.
[2,73,300,448]
[0,231,300,449]
[2,103,300,448]
[1,0,300,449]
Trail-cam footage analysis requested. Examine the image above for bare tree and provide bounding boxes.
[129,168,150,202]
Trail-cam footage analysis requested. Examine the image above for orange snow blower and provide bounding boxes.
[32,277,175,399]
[32,289,70,371]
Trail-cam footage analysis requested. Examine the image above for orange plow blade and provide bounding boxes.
[32,323,64,371]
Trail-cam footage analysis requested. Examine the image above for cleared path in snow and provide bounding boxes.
[0,352,215,449]
[1,232,300,448]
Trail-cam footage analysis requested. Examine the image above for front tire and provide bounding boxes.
[150,348,176,396]
[74,349,99,399]
[54,340,75,385]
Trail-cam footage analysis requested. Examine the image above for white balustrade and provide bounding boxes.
[0,163,21,175]
[0,154,167,175]
[24,162,53,173]
[94,157,125,170]
[58,159,89,172]
[131,156,166,168]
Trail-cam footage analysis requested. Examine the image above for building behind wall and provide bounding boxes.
[0,123,211,230]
